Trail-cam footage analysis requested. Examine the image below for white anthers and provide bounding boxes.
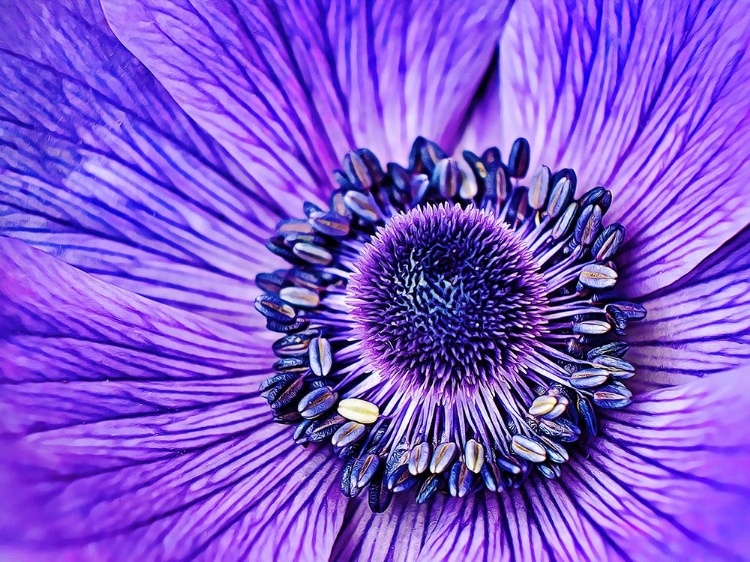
[338,398,380,424]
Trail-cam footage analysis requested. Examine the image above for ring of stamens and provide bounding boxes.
[255,137,645,512]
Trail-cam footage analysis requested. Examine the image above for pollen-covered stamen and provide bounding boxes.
[254,137,646,513]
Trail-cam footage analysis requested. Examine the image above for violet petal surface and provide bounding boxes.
[489,0,750,296]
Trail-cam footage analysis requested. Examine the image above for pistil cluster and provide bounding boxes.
[255,137,645,512]
[348,203,548,394]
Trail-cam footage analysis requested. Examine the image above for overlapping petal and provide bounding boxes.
[101,0,514,189]
[487,0,750,296]
[0,0,286,329]
[330,368,750,562]
[332,495,446,561]
[629,225,750,385]
[0,238,347,561]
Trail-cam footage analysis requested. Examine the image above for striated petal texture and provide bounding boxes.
[0,0,286,329]
[0,238,347,561]
[629,225,750,385]
[101,0,513,178]
[332,496,445,562]
[491,0,750,296]
[331,368,750,561]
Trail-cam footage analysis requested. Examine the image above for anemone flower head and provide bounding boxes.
[1,0,749,561]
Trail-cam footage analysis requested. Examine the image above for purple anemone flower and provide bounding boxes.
[1,0,750,560]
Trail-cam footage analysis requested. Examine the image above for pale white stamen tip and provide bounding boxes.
[529,394,558,416]
[338,398,379,424]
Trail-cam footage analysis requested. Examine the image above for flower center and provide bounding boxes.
[254,137,646,512]
[348,204,547,392]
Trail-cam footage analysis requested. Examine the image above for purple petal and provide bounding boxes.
[494,0,750,296]
[0,0,285,329]
[338,370,750,561]
[332,495,444,561]
[0,239,347,560]
[101,0,513,176]
[628,225,750,384]
[562,368,750,560]
[455,53,502,156]
[416,491,611,561]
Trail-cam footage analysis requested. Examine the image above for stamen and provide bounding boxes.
[255,138,645,512]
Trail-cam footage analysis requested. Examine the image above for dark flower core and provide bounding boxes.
[255,137,646,512]
[349,204,547,393]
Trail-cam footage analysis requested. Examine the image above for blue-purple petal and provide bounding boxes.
[629,225,750,385]
[330,369,750,561]
[0,0,286,329]
[489,0,750,296]
[332,495,442,561]
[101,0,513,178]
[0,239,347,560]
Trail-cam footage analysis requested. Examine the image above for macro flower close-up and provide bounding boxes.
[1,0,749,560]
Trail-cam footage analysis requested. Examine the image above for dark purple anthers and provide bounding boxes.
[254,137,645,513]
